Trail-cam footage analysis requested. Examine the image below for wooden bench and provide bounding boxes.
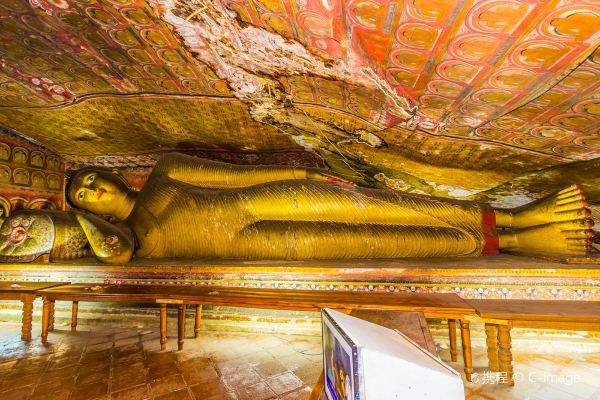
[0,281,67,340]
[468,299,600,385]
[160,285,476,381]
[37,284,476,381]
[37,284,188,348]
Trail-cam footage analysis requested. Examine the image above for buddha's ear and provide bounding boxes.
[111,168,131,188]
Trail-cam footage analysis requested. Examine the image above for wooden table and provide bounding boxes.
[468,299,600,385]
[0,281,67,340]
[37,284,188,347]
[36,283,476,381]
[165,286,476,381]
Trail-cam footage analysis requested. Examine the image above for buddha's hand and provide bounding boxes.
[305,168,354,186]
[75,213,134,264]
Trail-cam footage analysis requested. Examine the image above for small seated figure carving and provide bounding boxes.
[0,203,7,226]
[0,153,594,263]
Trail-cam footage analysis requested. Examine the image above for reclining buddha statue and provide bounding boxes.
[0,153,594,263]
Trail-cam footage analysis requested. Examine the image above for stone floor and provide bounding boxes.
[457,346,600,400]
[0,321,599,399]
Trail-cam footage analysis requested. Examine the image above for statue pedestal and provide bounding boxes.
[1,254,598,338]
[1,254,598,301]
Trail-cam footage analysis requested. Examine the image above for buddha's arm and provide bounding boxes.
[75,214,134,264]
[152,152,351,189]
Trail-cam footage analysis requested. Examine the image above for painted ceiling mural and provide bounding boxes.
[0,0,598,210]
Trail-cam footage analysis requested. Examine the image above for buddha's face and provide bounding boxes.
[68,169,131,216]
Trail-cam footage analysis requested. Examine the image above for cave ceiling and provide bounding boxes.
[0,0,599,207]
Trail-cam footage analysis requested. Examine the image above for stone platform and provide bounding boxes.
[0,254,599,301]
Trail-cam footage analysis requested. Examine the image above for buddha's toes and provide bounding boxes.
[512,184,592,229]
[557,219,595,254]
[505,184,596,255]
[511,212,595,255]
[555,185,590,218]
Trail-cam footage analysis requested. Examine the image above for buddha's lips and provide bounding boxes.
[97,190,106,200]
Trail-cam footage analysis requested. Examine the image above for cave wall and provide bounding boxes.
[0,129,66,215]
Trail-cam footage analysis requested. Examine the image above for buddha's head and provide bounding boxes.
[68,168,134,218]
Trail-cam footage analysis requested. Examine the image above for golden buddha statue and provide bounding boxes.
[0,153,594,263]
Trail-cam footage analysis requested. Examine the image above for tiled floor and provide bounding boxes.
[0,323,321,400]
[0,321,599,399]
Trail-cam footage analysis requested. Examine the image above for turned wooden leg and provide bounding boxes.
[460,319,473,382]
[71,301,79,332]
[41,297,50,343]
[498,324,514,385]
[160,304,167,351]
[48,300,55,331]
[20,294,35,341]
[485,323,500,372]
[194,304,202,338]
[177,304,186,351]
[308,371,325,400]
[448,319,457,362]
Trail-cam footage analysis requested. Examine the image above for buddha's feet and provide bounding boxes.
[510,185,591,228]
[499,185,595,255]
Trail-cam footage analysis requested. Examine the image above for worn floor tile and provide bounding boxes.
[189,378,231,398]
[149,373,186,397]
[69,379,109,400]
[111,384,150,400]
[155,388,193,400]
[182,365,219,385]
[265,372,304,395]
[112,367,148,390]
[236,381,277,400]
